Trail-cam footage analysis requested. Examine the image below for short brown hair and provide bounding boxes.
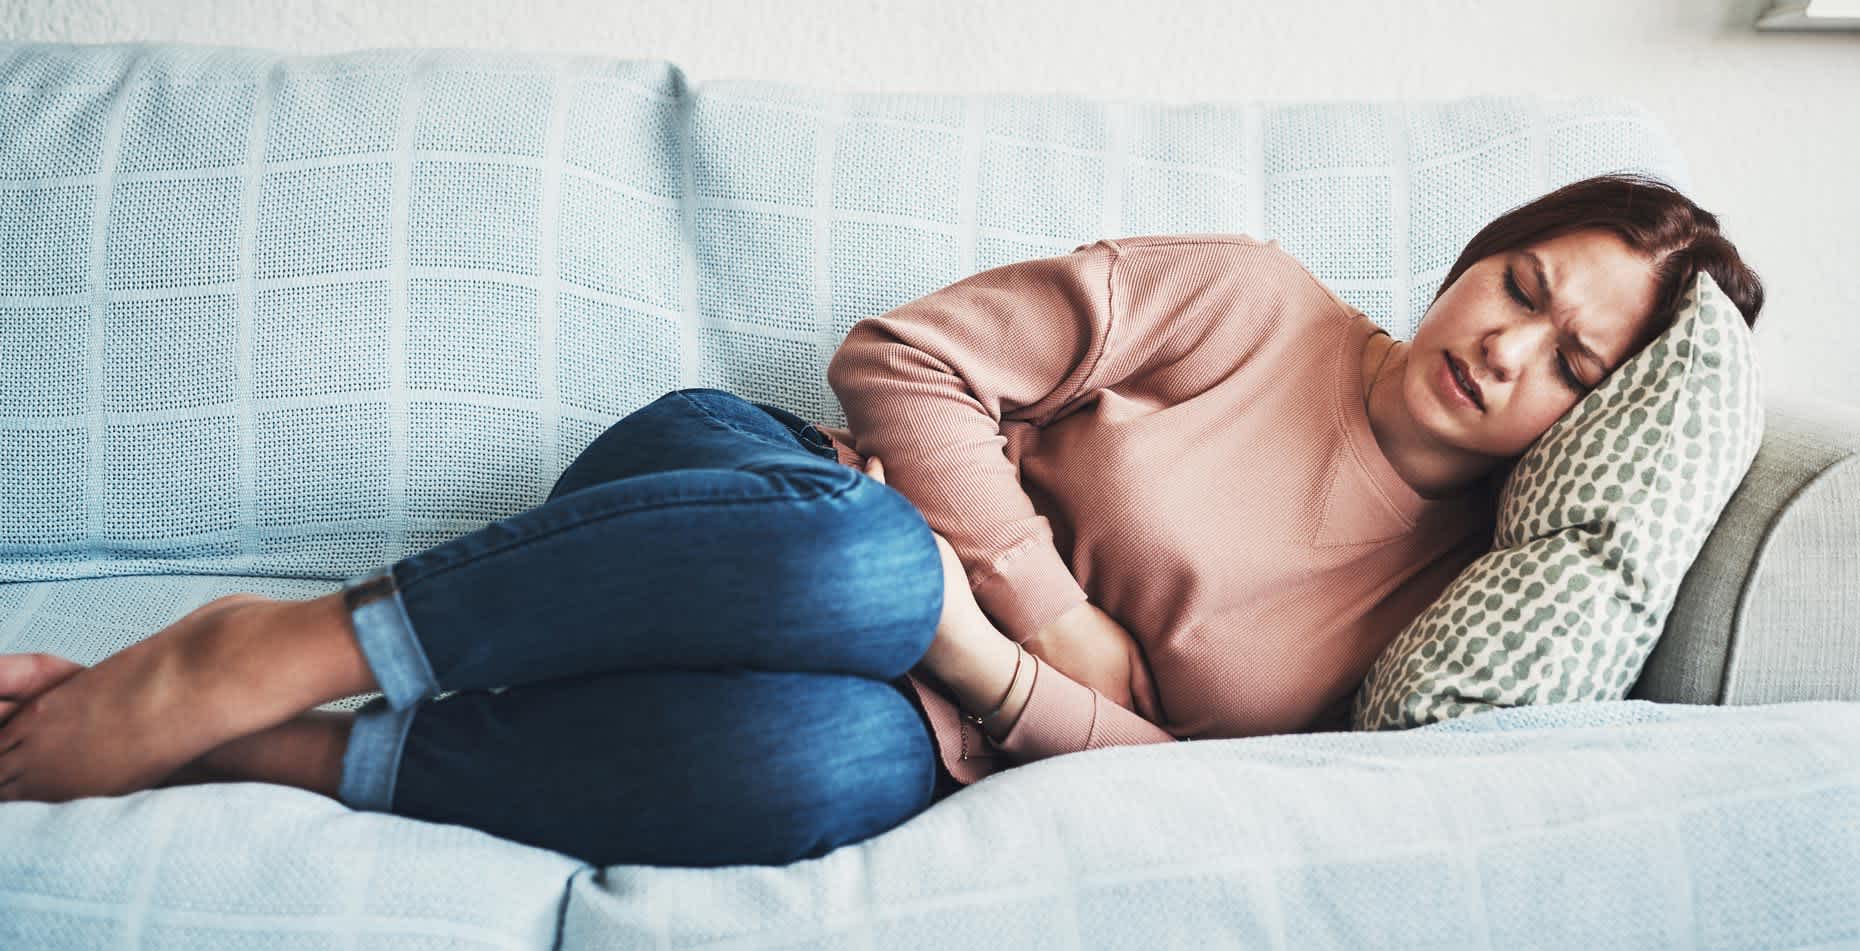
[1436,171,1765,336]
[1440,172,1766,491]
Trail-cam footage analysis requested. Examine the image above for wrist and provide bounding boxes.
[982,654,1035,743]
[928,608,1040,742]
[975,637,1036,743]
[1026,598,1091,646]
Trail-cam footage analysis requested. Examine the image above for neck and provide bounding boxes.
[1364,337,1499,501]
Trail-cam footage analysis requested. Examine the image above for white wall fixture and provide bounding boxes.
[1756,0,1860,30]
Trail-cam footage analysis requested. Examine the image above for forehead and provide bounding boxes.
[1523,229,1663,361]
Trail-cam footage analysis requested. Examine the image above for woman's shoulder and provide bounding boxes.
[1106,234,1355,323]
[1102,232,1280,252]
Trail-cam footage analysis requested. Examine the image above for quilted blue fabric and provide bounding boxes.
[3,697,1857,950]
[0,41,1691,599]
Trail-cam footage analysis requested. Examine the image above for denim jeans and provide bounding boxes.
[333,387,947,868]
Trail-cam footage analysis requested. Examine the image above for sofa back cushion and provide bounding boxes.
[0,41,1691,583]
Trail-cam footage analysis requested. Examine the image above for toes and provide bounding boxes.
[0,653,83,699]
[0,706,22,755]
[0,653,45,696]
[0,763,23,802]
[0,730,22,798]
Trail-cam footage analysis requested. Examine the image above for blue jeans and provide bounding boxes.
[333,387,948,868]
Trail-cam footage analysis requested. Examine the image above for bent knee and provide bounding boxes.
[766,678,936,861]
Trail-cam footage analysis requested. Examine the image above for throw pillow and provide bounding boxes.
[1352,269,1764,730]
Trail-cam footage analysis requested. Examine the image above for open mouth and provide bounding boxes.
[1447,352,1484,410]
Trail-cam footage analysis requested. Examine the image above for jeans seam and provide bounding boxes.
[675,390,805,450]
[402,472,866,591]
[681,391,841,461]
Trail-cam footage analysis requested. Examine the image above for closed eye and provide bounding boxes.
[1505,266,1588,391]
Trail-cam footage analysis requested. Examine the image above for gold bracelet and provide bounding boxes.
[960,643,1027,761]
[982,652,1037,743]
[964,642,1023,726]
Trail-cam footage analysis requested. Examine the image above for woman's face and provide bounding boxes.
[1404,227,1667,460]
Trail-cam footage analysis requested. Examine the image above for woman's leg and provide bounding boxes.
[313,385,947,861]
[161,709,354,798]
[341,666,935,868]
[0,388,940,804]
[544,387,843,500]
[343,387,942,713]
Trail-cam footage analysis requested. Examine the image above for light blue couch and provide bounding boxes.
[2,41,1856,950]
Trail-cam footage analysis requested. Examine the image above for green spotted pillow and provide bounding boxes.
[1352,270,1764,731]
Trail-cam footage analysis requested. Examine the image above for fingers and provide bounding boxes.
[1127,642,1163,723]
[864,456,885,484]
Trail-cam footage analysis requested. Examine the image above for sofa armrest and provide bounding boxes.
[1632,392,1860,705]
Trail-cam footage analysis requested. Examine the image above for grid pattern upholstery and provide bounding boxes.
[0,42,1691,583]
[3,697,1858,950]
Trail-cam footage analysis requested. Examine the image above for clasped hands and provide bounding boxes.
[861,454,1163,724]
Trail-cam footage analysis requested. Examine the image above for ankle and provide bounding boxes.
[181,709,353,799]
[297,591,381,703]
[220,593,380,716]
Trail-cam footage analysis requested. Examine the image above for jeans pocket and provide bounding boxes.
[742,398,839,461]
[796,424,840,460]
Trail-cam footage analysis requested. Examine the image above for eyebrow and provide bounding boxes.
[1524,250,1606,379]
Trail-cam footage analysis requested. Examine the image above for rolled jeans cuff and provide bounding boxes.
[341,566,438,711]
[337,696,415,812]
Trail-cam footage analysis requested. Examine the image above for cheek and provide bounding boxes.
[1518,386,1578,441]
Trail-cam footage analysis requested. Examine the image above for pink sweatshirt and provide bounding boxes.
[813,234,1497,788]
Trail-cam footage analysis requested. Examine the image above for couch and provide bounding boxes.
[1,41,1856,950]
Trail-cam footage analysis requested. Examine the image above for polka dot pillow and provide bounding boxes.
[1352,269,1764,731]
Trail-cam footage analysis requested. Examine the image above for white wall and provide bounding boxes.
[5,0,1856,407]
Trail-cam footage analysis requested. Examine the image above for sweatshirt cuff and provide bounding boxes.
[820,431,863,469]
[969,539,1090,645]
[991,654,1100,759]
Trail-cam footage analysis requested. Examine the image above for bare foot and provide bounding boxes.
[157,709,356,800]
[0,593,268,735]
[0,593,324,803]
[0,652,88,716]
[0,645,261,793]
[0,653,220,788]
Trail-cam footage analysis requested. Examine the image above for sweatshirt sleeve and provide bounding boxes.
[825,240,1120,644]
[991,653,1178,762]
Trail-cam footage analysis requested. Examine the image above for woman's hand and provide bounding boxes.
[863,455,1162,726]
[1024,601,1163,723]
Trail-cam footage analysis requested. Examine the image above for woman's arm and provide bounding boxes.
[870,455,1167,751]
[825,241,1122,646]
[916,601,1034,743]
[871,455,1035,738]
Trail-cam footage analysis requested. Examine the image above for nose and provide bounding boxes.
[1481,320,1558,385]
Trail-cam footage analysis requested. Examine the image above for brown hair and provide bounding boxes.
[1438,171,1766,492]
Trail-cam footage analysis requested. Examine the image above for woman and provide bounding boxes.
[0,173,1763,869]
